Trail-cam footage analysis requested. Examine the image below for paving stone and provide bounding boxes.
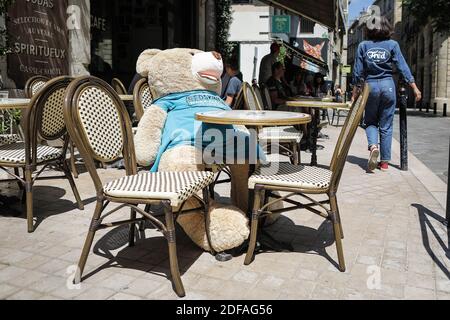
[0,284,20,299]
[0,125,446,300]
[6,289,43,300]
[74,287,116,300]
[404,286,436,300]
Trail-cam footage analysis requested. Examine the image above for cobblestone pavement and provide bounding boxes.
[0,126,449,300]
[393,111,450,184]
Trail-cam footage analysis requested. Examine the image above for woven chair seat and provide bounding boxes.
[0,142,63,164]
[249,162,331,190]
[103,171,215,207]
[258,126,303,143]
[0,134,22,146]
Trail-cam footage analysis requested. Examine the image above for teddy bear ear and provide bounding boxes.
[136,49,162,77]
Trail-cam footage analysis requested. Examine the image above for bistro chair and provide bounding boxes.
[242,82,303,165]
[232,87,244,110]
[331,107,349,126]
[261,85,273,110]
[133,78,153,122]
[111,78,128,95]
[24,75,49,98]
[25,76,79,177]
[64,76,215,297]
[0,76,84,233]
[252,84,265,109]
[244,83,370,271]
[2,76,50,146]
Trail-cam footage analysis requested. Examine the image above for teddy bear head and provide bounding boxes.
[136,48,224,99]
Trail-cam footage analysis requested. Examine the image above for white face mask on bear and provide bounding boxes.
[191,51,224,86]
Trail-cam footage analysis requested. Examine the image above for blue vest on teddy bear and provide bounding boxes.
[150,90,263,172]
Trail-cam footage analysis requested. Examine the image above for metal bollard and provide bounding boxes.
[434,103,437,115]
[444,103,447,117]
[399,81,408,171]
[426,102,430,113]
[446,137,450,228]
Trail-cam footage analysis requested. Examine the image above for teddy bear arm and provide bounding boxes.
[134,105,167,166]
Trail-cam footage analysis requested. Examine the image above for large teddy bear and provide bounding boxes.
[134,48,254,254]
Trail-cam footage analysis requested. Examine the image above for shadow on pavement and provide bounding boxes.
[412,204,450,280]
[82,223,202,291]
[0,185,96,231]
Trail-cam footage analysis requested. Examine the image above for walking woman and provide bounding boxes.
[353,17,421,172]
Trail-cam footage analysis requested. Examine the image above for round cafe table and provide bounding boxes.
[196,110,311,258]
[195,110,311,212]
[286,99,351,166]
[0,98,31,110]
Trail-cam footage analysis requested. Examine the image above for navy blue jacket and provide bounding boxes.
[353,40,415,85]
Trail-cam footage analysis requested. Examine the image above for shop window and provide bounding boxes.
[300,18,315,34]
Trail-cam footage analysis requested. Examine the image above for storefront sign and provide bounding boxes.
[7,0,69,87]
[341,65,352,74]
[271,15,291,34]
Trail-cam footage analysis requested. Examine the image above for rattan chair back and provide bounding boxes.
[261,85,273,110]
[133,78,153,121]
[111,78,127,95]
[24,76,73,168]
[329,83,370,191]
[252,84,265,110]
[242,82,262,111]
[64,76,137,193]
[25,76,49,98]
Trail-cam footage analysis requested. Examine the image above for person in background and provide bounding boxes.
[266,62,291,110]
[259,43,280,86]
[334,84,343,102]
[353,16,421,172]
[312,73,328,97]
[220,58,243,107]
[289,71,307,96]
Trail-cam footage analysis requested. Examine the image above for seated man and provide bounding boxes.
[265,62,291,110]
[221,58,243,107]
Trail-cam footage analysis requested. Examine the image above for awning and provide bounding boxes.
[262,0,344,30]
[283,41,328,75]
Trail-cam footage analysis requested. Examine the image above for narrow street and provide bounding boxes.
[393,111,450,184]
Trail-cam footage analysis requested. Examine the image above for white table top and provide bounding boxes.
[286,100,351,109]
[196,110,311,126]
[0,98,30,110]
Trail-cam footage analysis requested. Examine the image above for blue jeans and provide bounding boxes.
[364,78,396,162]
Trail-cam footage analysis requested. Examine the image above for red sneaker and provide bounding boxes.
[378,162,389,171]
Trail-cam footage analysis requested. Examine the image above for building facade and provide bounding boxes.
[229,0,348,88]
[401,12,450,111]
[1,0,218,90]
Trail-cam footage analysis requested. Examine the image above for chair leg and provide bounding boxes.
[209,183,215,200]
[74,200,103,284]
[25,169,34,233]
[162,201,185,297]
[330,195,345,272]
[129,208,136,247]
[330,195,344,239]
[62,160,84,210]
[69,142,78,179]
[14,168,23,190]
[291,142,299,165]
[202,188,215,255]
[244,187,265,265]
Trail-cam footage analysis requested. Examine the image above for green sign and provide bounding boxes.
[341,65,352,74]
[272,15,291,34]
